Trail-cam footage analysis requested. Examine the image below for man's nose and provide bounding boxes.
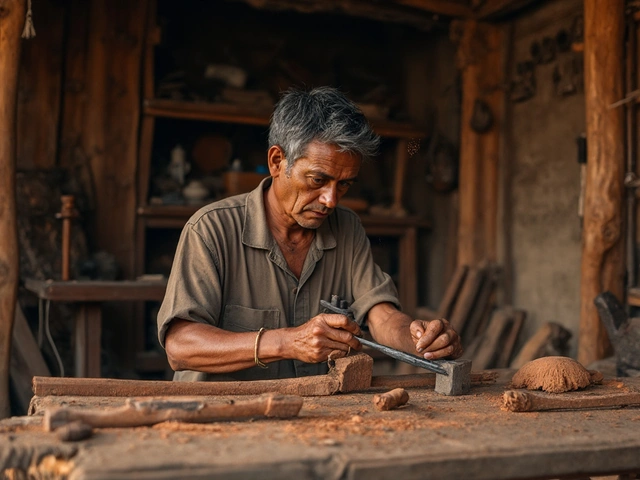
[319,185,338,209]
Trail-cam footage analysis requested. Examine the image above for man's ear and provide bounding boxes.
[267,145,286,177]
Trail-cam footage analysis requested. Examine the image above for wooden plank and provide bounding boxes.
[436,264,468,319]
[579,0,625,365]
[471,307,513,370]
[16,0,65,170]
[494,309,525,368]
[24,279,167,302]
[456,21,503,267]
[448,266,485,335]
[0,0,25,420]
[9,305,50,413]
[461,264,497,343]
[510,322,572,370]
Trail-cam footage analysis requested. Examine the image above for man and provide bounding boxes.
[157,86,462,381]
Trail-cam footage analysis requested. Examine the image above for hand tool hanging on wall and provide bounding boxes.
[320,295,448,375]
[55,195,78,281]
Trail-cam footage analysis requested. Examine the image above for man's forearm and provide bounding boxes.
[366,304,418,355]
[164,320,288,373]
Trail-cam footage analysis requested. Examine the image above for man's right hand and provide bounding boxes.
[286,314,363,363]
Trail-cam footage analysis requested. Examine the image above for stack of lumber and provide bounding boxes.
[416,263,526,371]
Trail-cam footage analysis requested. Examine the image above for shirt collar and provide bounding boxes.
[242,177,336,251]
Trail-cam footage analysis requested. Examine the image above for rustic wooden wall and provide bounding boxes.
[58,0,149,279]
[455,20,504,267]
[16,0,64,170]
[16,0,147,280]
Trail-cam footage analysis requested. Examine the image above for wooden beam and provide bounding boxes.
[230,0,441,30]
[392,0,472,17]
[578,0,625,366]
[472,0,540,20]
[455,20,503,267]
[0,0,25,420]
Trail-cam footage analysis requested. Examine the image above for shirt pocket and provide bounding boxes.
[221,304,281,332]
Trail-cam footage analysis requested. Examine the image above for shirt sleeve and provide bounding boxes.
[156,222,223,347]
[348,219,400,325]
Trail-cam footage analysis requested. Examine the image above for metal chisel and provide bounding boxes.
[320,297,448,376]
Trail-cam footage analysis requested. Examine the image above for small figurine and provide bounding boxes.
[168,144,190,186]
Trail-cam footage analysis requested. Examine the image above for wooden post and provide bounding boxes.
[578,0,625,366]
[0,0,26,419]
[455,20,503,267]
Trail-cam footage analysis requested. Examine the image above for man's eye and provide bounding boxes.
[338,181,352,189]
[311,177,324,185]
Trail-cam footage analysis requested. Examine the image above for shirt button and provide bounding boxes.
[292,288,298,295]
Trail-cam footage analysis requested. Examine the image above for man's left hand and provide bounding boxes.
[410,318,463,360]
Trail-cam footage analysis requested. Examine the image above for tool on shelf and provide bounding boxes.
[320,295,448,376]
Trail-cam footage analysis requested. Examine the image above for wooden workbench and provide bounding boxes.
[2,373,640,479]
[24,279,167,377]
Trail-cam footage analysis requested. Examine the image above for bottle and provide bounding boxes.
[229,158,243,172]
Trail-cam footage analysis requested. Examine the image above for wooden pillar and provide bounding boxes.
[455,20,503,267]
[578,0,625,366]
[0,0,25,419]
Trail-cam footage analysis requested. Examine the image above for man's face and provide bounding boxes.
[269,140,361,229]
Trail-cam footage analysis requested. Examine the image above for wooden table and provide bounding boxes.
[24,279,167,377]
[2,373,640,479]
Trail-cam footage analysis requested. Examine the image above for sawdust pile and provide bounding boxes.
[511,356,598,393]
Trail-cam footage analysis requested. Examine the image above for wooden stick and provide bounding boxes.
[0,0,26,420]
[373,388,409,411]
[502,390,640,412]
[32,368,497,400]
[44,393,303,431]
[33,354,373,397]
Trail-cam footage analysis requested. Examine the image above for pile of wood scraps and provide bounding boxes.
[417,263,525,371]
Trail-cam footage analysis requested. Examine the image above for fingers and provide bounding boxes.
[414,319,445,351]
[412,318,463,360]
[292,314,362,364]
[322,314,362,336]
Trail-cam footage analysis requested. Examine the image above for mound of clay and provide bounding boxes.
[511,356,601,394]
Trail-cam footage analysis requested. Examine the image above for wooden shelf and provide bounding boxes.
[143,98,429,139]
[137,204,430,230]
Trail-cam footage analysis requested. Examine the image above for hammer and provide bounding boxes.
[321,295,472,396]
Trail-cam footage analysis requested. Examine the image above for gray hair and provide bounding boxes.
[268,87,380,173]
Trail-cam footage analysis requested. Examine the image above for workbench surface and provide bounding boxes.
[2,373,640,480]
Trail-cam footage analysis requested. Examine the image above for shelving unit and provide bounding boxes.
[133,2,432,372]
